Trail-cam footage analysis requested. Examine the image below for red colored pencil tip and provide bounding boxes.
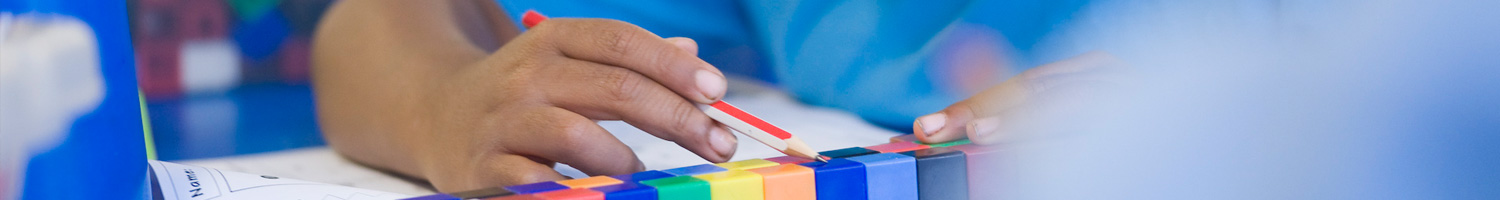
[521,10,548,28]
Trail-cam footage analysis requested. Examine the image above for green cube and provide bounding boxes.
[926,139,972,147]
[639,176,710,200]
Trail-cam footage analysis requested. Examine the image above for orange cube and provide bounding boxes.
[554,176,623,189]
[745,164,816,200]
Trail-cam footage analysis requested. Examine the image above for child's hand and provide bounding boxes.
[913,51,1123,144]
[412,19,736,191]
[314,1,734,192]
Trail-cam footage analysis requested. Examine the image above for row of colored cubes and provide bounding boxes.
[405,136,998,200]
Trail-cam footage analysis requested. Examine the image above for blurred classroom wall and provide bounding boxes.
[129,0,334,160]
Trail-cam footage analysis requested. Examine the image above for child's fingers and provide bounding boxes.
[914,69,1059,144]
[540,59,737,163]
[913,103,975,144]
[966,81,1112,144]
[531,18,727,104]
[915,51,1122,144]
[502,107,647,177]
[432,154,568,193]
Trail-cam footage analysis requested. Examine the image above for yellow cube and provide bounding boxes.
[693,170,764,200]
[714,159,779,171]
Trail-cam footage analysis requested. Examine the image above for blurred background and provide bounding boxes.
[84,0,1500,198]
[127,0,333,160]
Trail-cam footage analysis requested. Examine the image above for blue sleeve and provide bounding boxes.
[739,0,1091,130]
[737,0,973,130]
[494,0,774,81]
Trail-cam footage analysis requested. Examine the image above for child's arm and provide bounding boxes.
[313,0,736,192]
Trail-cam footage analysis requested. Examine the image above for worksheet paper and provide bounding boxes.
[148,160,410,200]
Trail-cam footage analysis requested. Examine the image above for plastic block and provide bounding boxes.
[505,181,571,194]
[820,147,878,159]
[610,170,675,183]
[715,159,779,170]
[532,188,604,200]
[589,182,656,200]
[949,144,1002,198]
[889,134,919,143]
[556,176,624,189]
[693,171,764,200]
[450,187,515,199]
[660,164,727,176]
[799,159,866,200]
[401,194,458,200]
[764,156,815,165]
[484,194,543,200]
[927,139,972,147]
[890,134,970,147]
[899,147,969,200]
[639,176,710,200]
[745,164,816,200]
[846,153,918,200]
[864,142,930,153]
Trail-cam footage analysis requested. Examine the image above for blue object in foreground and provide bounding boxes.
[801,159,868,200]
[900,147,969,200]
[589,182,657,200]
[847,153,919,200]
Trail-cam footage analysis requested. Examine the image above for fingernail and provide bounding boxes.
[709,127,737,159]
[968,116,1002,139]
[915,113,947,136]
[695,70,727,102]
